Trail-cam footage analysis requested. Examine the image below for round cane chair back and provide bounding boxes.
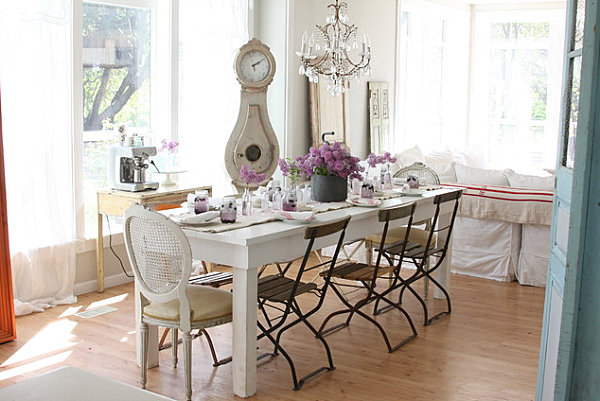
[394,162,440,186]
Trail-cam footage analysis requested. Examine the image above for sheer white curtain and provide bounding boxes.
[0,1,78,315]
[178,0,248,196]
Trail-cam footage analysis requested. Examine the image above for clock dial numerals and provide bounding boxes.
[240,50,270,83]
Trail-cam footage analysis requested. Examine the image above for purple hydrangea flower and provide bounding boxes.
[278,142,364,180]
[240,165,267,185]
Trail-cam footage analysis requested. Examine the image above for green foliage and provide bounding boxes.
[82,2,151,131]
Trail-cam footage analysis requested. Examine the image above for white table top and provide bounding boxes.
[0,367,175,401]
[181,188,453,266]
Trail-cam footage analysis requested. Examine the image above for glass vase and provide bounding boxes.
[361,179,375,199]
[194,190,210,214]
[242,188,252,216]
[282,187,298,212]
[220,197,237,223]
[381,164,392,190]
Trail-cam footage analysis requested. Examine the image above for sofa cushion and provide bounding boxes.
[395,145,425,167]
[455,164,513,186]
[506,171,555,190]
[427,161,457,183]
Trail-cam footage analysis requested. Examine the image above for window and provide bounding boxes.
[82,1,154,237]
[471,10,565,172]
[396,1,470,153]
[79,0,249,238]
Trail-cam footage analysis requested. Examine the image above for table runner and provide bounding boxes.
[174,201,352,234]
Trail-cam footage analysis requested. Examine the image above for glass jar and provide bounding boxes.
[361,179,375,199]
[351,178,362,196]
[220,197,237,223]
[267,180,281,202]
[407,174,420,189]
[282,188,298,212]
[242,188,252,216]
[381,164,392,190]
[261,191,270,213]
[302,184,312,203]
[194,190,210,214]
[272,188,283,210]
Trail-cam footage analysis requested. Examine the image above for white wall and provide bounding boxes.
[284,0,399,159]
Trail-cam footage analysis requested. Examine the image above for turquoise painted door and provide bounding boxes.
[537,0,600,399]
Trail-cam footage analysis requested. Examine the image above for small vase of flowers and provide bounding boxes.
[280,142,363,202]
[157,139,180,171]
[239,165,267,216]
[366,151,397,191]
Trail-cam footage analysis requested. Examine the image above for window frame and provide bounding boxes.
[469,7,566,171]
[394,0,470,153]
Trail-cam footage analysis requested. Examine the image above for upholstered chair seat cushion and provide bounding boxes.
[143,285,232,323]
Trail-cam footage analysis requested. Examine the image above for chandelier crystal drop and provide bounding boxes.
[296,0,371,96]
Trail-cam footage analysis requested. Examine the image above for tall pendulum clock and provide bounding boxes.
[225,38,279,189]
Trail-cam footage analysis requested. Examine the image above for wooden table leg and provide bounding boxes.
[96,213,104,293]
[232,266,258,398]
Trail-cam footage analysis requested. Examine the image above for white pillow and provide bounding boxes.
[425,149,465,166]
[427,161,457,183]
[455,164,513,186]
[506,171,555,190]
[452,146,487,168]
[395,145,425,168]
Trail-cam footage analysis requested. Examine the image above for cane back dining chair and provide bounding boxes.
[257,216,351,390]
[157,262,233,367]
[124,204,233,401]
[317,203,419,352]
[394,162,440,186]
[361,162,441,297]
[383,190,462,326]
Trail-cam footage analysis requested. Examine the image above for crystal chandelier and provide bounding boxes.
[296,0,371,96]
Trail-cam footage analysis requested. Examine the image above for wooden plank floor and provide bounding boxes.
[0,265,544,401]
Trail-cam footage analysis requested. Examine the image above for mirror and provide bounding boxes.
[309,81,349,148]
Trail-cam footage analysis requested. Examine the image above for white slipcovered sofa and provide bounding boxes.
[394,146,554,287]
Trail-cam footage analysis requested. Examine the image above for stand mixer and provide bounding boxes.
[108,146,159,191]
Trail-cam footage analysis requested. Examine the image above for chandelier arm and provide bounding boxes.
[297,0,371,94]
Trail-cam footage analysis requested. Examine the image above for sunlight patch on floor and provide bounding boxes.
[59,306,83,318]
[87,293,128,310]
[0,351,72,381]
[1,320,79,368]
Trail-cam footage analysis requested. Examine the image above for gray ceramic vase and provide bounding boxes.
[311,175,348,202]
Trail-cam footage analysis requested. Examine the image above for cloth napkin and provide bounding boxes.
[274,211,316,221]
[348,197,381,206]
[172,211,220,225]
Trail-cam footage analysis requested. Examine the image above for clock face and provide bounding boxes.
[239,50,271,83]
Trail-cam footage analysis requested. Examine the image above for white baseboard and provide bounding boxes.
[74,272,134,296]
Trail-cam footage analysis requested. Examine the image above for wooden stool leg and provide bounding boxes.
[158,328,170,350]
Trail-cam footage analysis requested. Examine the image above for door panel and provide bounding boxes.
[537,0,600,398]
[536,0,580,398]
[541,284,563,401]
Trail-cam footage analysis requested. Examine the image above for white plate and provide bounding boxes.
[402,189,424,196]
[347,198,382,207]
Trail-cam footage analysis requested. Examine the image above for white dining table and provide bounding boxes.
[137,187,459,398]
